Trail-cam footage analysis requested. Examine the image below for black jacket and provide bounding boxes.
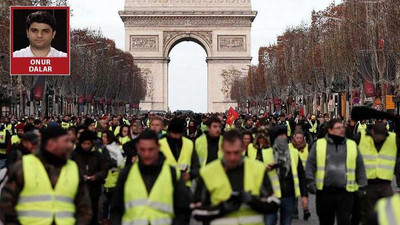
[71,146,108,194]
[111,153,191,225]
[7,144,31,169]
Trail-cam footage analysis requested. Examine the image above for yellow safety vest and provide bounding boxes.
[247,143,269,161]
[309,120,318,134]
[122,162,179,225]
[109,126,121,137]
[199,158,265,225]
[289,143,309,168]
[5,124,14,135]
[159,137,194,186]
[0,129,6,154]
[225,123,236,131]
[200,123,208,133]
[119,136,131,146]
[61,121,70,130]
[15,155,79,225]
[376,194,400,225]
[357,122,367,133]
[195,134,223,167]
[358,131,397,181]
[315,138,358,192]
[11,135,21,145]
[285,121,291,137]
[263,147,301,198]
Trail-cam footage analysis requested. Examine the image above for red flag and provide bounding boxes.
[226,107,239,126]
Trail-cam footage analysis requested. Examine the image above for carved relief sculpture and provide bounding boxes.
[218,35,246,52]
[130,35,159,51]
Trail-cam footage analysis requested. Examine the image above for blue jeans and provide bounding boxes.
[265,196,295,225]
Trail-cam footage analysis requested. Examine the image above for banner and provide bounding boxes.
[226,107,239,126]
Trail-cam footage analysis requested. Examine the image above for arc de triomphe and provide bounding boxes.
[120,0,257,112]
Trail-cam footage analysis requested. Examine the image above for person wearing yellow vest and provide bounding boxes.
[195,116,223,167]
[110,116,121,137]
[150,116,166,139]
[11,123,25,146]
[356,120,368,134]
[192,130,280,224]
[289,130,310,220]
[96,116,109,139]
[306,119,367,225]
[368,193,400,225]
[279,114,292,137]
[101,130,125,225]
[353,122,400,223]
[159,118,200,188]
[264,125,309,225]
[307,115,319,142]
[0,125,92,224]
[118,125,132,146]
[7,132,39,169]
[246,130,270,161]
[110,129,191,225]
[0,124,11,159]
[242,131,253,157]
[200,115,208,133]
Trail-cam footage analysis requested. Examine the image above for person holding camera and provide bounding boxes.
[264,125,309,225]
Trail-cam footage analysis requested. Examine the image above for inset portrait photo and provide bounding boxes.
[10,6,70,75]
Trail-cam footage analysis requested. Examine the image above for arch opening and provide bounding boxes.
[168,41,207,112]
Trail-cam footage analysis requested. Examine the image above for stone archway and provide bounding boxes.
[120,0,257,112]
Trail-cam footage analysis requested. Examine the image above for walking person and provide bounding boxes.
[0,126,92,224]
[111,129,191,225]
[306,119,367,225]
[71,130,108,225]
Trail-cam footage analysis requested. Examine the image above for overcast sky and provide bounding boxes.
[69,0,338,112]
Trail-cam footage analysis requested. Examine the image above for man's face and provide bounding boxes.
[246,119,253,127]
[136,139,160,166]
[47,135,73,160]
[80,140,93,151]
[88,123,96,132]
[112,118,119,126]
[99,119,108,128]
[222,139,243,169]
[208,122,221,138]
[169,132,182,140]
[150,120,163,134]
[17,129,24,137]
[328,122,345,137]
[131,120,143,135]
[27,22,55,50]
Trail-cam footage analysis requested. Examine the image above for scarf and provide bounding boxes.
[291,138,307,152]
[273,136,291,177]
